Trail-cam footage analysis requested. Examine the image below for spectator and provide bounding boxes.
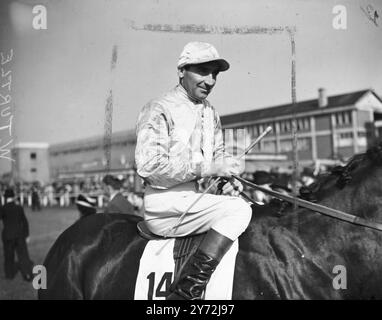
[301,167,316,187]
[102,175,136,216]
[75,194,97,220]
[251,171,274,205]
[72,183,80,201]
[0,188,33,281]
[126,192,144,217]
[44,184,56,206]
[31,186,41,211]
[63,184,72,207]
[270,181,292,196]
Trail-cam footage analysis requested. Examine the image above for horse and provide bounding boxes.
[38,142,382,299]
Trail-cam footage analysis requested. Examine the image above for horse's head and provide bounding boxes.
[300,142,382,222]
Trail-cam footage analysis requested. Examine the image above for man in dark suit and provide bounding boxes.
[0,188,33,281]
[102,175,136,216]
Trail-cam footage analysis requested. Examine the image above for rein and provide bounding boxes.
[233,175,382,232]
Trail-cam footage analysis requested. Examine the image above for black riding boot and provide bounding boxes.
[167,229,233,300]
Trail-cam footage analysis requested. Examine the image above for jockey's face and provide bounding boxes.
[178,62,220,101]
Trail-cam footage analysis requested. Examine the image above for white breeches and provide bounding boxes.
[143,182,252,241]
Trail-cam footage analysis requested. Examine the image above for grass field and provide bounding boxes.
[0,207,78,300]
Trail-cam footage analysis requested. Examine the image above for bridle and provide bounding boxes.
[233,170,382,232]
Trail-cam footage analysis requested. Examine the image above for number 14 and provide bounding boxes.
[146,272,173,300]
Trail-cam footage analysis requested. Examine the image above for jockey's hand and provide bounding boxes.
[221,178,243,197]
[208,158,243,178]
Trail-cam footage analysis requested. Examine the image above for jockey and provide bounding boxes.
[135,42,252,300]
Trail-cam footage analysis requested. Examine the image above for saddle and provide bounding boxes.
[134,219,239,299]
[137,221,206,277]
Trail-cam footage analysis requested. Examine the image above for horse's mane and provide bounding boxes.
[299,141,382,201]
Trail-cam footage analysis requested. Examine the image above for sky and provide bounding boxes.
[0,0,381,174]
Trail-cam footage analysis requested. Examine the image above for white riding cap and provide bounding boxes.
[177,42,230,72]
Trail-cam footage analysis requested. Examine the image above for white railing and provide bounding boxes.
[2,192,106,208]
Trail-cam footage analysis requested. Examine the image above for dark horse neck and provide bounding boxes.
[232,199,382,299]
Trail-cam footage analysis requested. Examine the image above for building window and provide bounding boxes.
[280,139,293,152]
[258,124,264,135]
[255,125,260,136]
[297,117,310,131]
[298,138,310,151]
[280,120,292,134]
[31,168,37,173]
[263,122,275,134]
[263,141,276,153]
[357,131,367,147]
[335,111,352,126]
[30,152,37,159]
[278,118,310,133]
[337,132,353,147]
[280,139,310,152]
[246,126,255,139]
[241,127,250,144]
[339,132,353,139]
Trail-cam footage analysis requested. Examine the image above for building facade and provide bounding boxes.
[9,89,382,185]
[49,130,136,180]
[11,142,50,184]
[220,88,382,170]
[48,130,142,191]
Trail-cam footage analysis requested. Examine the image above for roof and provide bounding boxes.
[221,89,381,126]
[49,129,136,152]
[13,142,49,149]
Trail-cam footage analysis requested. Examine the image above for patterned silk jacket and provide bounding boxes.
[135,85,227,190]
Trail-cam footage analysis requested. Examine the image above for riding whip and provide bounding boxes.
[163,126,273,237]
[233,175,382,232]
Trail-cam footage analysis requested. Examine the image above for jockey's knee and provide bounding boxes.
[233,198,252,229]
[213,198,252,241]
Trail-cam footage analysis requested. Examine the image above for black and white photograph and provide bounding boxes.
[0,0,382,305]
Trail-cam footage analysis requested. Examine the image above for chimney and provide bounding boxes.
[318,88,328,108]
